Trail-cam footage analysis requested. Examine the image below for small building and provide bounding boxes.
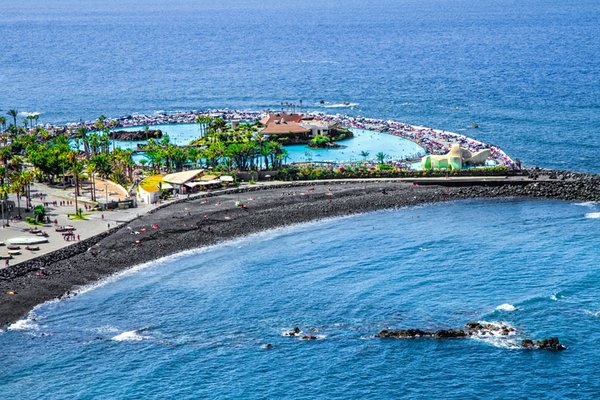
[138,174,166,204]
[163,169,205,193]
[259,112,340,140]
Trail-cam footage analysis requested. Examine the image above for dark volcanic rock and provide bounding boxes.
[377,321,565,351]
[376,329,431,338]
[521,337,566,351]
[434,329,468,338]
[108,129,163,141]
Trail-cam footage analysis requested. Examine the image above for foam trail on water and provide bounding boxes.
[496,303,517,312]
[111,330,151,342]
[585,212,600,219]
[574,201,598,207]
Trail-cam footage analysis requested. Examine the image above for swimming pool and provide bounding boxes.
[106,124,425,164]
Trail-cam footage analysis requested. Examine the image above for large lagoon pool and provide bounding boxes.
[106,124,425,164]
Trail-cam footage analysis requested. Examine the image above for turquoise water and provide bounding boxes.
[110,125,425,164]
[285,129,424,163]
[1,200,599,398]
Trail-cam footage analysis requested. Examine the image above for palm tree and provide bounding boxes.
[68,153,85,215]
[7,109,18,128]
[360,150,370,161]
[85,160,97,202]
[21,170,34,211]
[10,173,25,218]
[0,183,9,226]
[0,116,6,132]
[376,152,388,164]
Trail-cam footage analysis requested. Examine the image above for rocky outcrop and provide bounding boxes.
[108,129,162,141]
[376,322,565,351]
[521,337,566,351]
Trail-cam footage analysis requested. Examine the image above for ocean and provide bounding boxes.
[1,0,599,172]
[1,1,600,398]
[1,200,600,398]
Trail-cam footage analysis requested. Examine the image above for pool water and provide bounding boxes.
[106,125,425,164]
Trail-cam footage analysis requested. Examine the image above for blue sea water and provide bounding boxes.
[2,1,600,398]
[1,200,600,398]
[1,0,600,172]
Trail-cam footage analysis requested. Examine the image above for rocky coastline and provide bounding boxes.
[1,172,599,327]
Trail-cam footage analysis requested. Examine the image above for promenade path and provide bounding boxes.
[0,182,150,268]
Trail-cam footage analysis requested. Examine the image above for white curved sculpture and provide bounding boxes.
[6,237,49,245]
[421,144,491,170]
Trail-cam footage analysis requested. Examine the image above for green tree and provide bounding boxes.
[376,152,388,164]
[7,109,18,128]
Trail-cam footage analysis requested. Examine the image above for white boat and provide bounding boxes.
[6,237,49,245]
[322,102,359,108]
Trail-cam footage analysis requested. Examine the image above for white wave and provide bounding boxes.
[472,321,517,337]
[111,330,151,342]
[469,321,519,349]
[585,212,600,219]
[550,293,558,301]
[583,310,600,317]
[574,201,598,207]
[471,335,520,349]
[8,317,39,331]
[495,303,517,312]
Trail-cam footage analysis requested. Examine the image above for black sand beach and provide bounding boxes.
[1,174,599,326]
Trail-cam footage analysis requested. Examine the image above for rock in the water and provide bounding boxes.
[527,337,566,351]
[108,129,163,141]
[301,335,317,340]
[434,329,467,338]
[375,329,431,338]
[284,326,301,336]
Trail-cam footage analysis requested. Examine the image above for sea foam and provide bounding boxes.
[585,212,600,219]
[7,317,39,332]
[111,330,151,342]
[469,321,519,349]
[496,303,517,312]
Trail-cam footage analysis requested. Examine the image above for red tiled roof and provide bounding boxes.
[260,122,310,135]
[260,113,304,126]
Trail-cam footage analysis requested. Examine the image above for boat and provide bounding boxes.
[322,102,359,108]
[7,250,21,256]
[25,246,40,251]
[6,245,21,250]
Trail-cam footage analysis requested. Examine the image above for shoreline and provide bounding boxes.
[1,173,599,327]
